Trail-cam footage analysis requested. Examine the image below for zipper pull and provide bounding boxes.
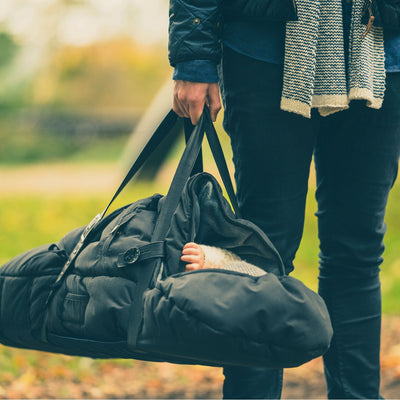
[361,0,375,39]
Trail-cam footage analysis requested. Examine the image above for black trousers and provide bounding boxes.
[220,45,400,399]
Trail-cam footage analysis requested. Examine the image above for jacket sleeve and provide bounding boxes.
[173,60,219,82]
[168,0,222,67]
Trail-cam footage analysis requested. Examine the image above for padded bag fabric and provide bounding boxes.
[0,109,333,368]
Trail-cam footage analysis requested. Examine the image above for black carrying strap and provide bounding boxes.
[204,111,241,218]
[127,108,243,348]
[127,108,241,347]
[127,112,208,347]
[152,114,206,240]
[109,107,238,232]
[44,107,240,344]
[45,110,179,303]
[152,107,240,241]
[47,108,238,305]
[105,110,179,216]
[184,118,203,175]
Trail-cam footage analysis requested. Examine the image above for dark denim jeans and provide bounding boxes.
[220,45,400,399]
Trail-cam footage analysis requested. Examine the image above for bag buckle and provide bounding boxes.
[123,248,141,264]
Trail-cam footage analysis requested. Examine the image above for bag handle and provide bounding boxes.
[104,109,179,217]
[47,107,238,304]
[184,118,203,175]
[128,107,240,347]
[182,112,238,211]
[204,111,240,219]
[152,107,240,241]
[106,107,238,220]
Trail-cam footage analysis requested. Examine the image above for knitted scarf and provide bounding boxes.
[281,0,386,118]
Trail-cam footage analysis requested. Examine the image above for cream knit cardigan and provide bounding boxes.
[281,0,385,118]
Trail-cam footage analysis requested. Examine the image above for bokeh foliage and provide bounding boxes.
[0,32,18,68]
[0,37,170,165]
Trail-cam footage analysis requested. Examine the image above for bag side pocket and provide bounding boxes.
[62,292,89,334]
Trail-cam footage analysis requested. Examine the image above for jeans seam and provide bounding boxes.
[331,301,352,398]
[278,368,283,396]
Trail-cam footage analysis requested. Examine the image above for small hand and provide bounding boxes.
[181,242,205,271]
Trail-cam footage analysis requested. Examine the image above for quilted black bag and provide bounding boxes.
[0,109,333,368]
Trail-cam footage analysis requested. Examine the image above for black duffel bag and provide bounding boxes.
[0,109,333,368]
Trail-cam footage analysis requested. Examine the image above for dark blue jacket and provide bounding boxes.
[168,0,400,67]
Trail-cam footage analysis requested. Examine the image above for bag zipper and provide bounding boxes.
[361,0,375,38]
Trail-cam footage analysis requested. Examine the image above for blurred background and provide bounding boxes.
[0,1,400,398]
[0,0,171,165]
